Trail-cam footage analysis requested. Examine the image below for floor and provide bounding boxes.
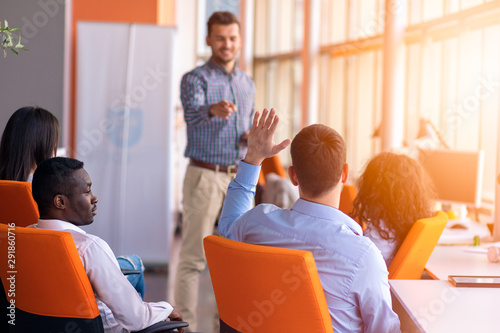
[143,231,218,333]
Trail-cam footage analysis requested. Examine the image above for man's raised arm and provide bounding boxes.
[218,109,291,238]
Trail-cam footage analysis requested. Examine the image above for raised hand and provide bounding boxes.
[244,108,291,166]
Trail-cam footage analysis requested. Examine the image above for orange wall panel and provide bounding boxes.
[73,0,159,23]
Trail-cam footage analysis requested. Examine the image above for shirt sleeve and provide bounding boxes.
[351,245,401,333]
[81,237,173,331]
[180,71,212,127]
[218,161,261,240]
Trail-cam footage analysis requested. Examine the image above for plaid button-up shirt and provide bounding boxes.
[180,58,255,166]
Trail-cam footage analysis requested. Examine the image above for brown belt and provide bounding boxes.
[190,159,238,174]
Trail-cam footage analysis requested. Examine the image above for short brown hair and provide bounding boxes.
[290,124,346,197]
[207,11,240,36]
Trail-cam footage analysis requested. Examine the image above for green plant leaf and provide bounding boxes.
[15,33,22,48]
[1,21,28,57]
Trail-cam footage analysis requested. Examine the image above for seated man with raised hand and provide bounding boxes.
[29,157,184,333]
[219,109,401,332]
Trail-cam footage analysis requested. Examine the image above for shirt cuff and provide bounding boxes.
[235,160,261,186]
[200,105,212,120]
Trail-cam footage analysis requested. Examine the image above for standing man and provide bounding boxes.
[175,11,255,331]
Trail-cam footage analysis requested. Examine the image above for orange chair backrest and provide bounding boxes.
[0,223,100,319]
[203,235,333,333]
[0,180,39,226]
[339,184,357,217]
[258,155,287,186]
[388,211,448,279]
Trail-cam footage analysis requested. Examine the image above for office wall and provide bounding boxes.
[0,0,201,237]
[0,0,201,150]
[0,0,65,142]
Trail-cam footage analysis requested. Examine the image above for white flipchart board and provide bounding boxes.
[75,22,175,263]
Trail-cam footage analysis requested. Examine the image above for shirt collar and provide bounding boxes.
[291,198,363,235]
[207,57,240,77]
[37,219,86,235]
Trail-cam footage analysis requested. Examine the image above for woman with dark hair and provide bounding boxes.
[0,106,59,181]
[351,152,436,267]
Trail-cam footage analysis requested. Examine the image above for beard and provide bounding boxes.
[213,54,234,64]
[213,47,238,64]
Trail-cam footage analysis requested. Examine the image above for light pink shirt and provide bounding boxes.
[29,219,173,333]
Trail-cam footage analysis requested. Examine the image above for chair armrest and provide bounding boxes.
[131,321,189,333]
[121,268,141,275]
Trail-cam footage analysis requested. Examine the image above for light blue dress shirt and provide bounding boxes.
[219,162,401,333]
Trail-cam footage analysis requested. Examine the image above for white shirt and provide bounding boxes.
[29,219,173,333]
[364,220,398,268]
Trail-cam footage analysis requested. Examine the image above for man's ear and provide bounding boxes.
[288,166,299,186]
[206,35,211,47]
[53,194,66,210]
[341,163,349,184]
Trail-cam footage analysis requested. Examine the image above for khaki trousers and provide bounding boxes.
[174,165,235,332]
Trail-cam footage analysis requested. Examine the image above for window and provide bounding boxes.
[252,0,499,201]
[254,0,304,165]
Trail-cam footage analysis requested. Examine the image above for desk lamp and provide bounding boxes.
[415,118,450,149]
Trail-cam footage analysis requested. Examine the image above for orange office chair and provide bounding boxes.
[388,211,448,279]
[339,184,357,217]
[260,155,287,183]
[203,235,333,333]
[0,180,39,226]
[0,224,188,332]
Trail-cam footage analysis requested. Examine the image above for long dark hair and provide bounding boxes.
[351,152,436,249]
[0,107,59,181]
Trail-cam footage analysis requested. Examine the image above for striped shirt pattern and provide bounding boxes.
[181,58,255,166]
